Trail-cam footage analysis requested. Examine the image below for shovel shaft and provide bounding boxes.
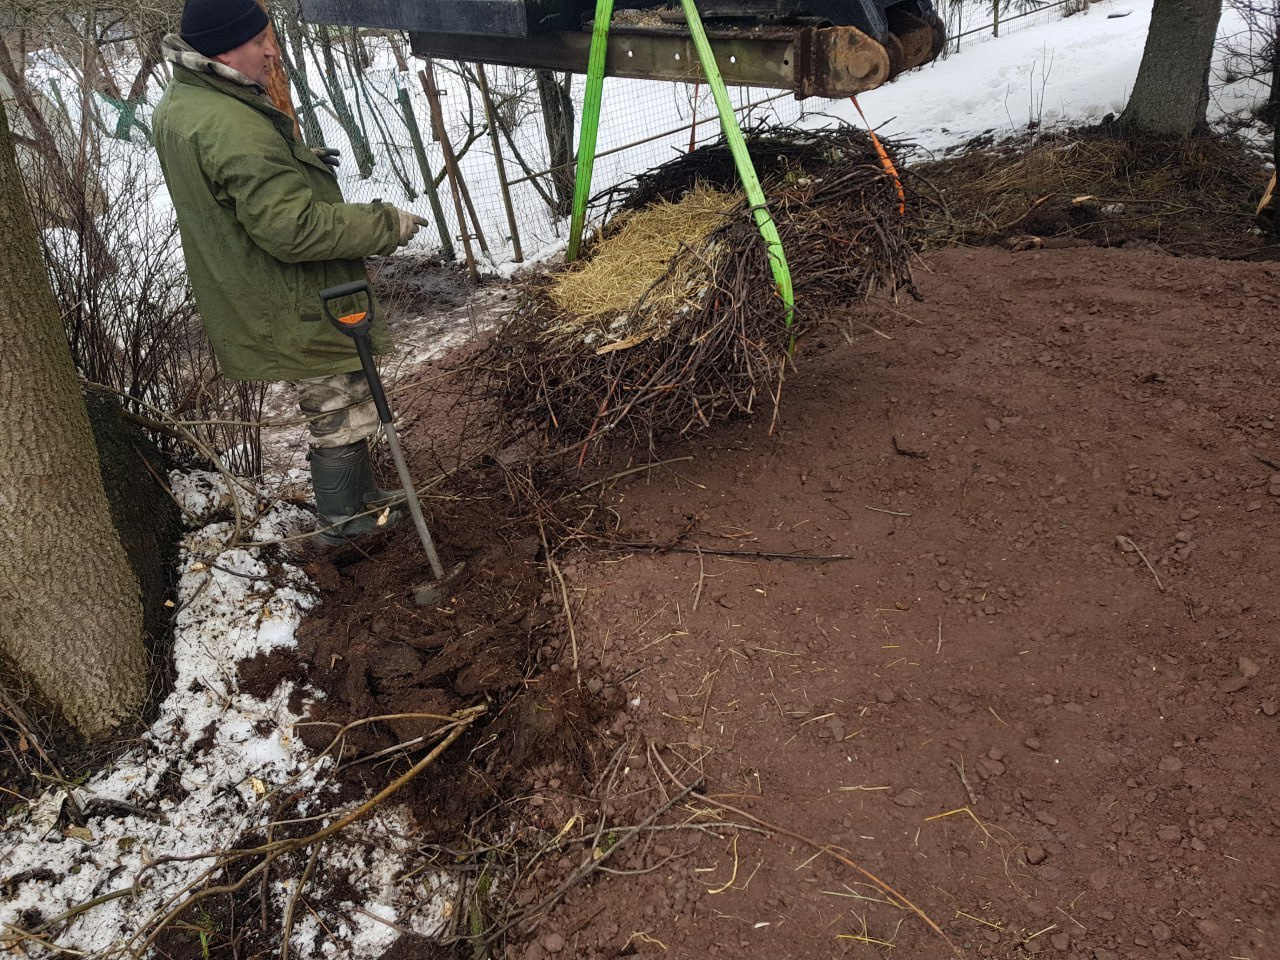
[318,280,449,586]
[383,422,447,582]
[352,333,394,425]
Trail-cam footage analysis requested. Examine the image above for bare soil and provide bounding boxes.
[241,236,1280,960]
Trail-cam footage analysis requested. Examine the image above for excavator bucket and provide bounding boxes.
[300,0,945,98]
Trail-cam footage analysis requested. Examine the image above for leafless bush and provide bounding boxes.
[27,131,267,475]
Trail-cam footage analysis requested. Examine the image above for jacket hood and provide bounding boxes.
[162,33,265,94]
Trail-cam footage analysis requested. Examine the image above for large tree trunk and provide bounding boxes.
[1119,0,1223,136]
[0,96,145,739]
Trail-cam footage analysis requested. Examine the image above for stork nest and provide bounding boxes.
[480,126,922,468]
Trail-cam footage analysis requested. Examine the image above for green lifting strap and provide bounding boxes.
[679,0,795,328]
[566,0,615,262]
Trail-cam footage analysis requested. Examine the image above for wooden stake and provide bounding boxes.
[395,76,455,260]
[419,60,479,282]
[475,64,524,262]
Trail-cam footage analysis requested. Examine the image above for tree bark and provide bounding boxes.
[0,96,145,739]
[536,70,575,217]
[1119,0,1223,136]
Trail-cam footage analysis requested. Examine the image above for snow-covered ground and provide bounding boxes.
[1,4,1272,956]
[1,475,461,956]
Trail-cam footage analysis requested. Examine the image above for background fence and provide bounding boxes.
[270,0,1092,270]
[7,0,1099,275]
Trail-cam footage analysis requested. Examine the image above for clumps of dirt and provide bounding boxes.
[369,255,481,319]
[478,125,919,468]
[244,464,615,842]
[236,646,305,697]
[914,127,1273,256]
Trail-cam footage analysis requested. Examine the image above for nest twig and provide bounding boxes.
[477,125,922,471]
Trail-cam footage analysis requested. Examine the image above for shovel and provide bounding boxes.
[319,280,465,606]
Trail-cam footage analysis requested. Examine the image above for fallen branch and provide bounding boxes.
[127,705,486,959]
[604,539,854,562]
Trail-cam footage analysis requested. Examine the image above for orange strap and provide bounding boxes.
[851,96,905,216]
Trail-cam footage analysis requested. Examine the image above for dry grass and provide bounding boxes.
[914,130,1270,256]
[547,182,738,332]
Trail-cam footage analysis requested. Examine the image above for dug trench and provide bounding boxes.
[232,240,1280,960]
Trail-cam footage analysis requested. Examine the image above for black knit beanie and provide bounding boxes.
[181,0,270,57]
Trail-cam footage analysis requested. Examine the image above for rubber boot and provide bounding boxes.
[310,441,404,544]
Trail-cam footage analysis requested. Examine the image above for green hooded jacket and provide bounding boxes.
[152,46,398,381]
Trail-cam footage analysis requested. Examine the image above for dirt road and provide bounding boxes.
[295,244,1280,960]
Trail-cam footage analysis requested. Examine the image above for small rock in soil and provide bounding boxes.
[978,757,1006,777]
[1262,700,1278,717]
[877,687,897,704]
[1152,922,1172,942]
[1158,756,1183,772]
[1026,844,1049,865]
[1219,676,1250,693]
[541,933,565,954]
[892,789,920,807]
[1050,933,1071,952]
[1196,919,1226,943]
[1239,656,1260,678]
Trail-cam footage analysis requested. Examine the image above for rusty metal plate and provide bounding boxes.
[409,24,900,98]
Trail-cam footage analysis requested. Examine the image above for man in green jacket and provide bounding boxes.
[153,0,423,543]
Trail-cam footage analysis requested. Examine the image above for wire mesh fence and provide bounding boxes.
[8,1,1097,278]
[298,56,807,269]
[250,2,1089,269]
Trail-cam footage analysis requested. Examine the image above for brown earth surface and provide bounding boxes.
[260,240,1280,960]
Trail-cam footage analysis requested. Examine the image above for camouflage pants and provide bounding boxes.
[290,371,379,448]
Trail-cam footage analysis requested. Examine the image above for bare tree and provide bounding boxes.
[536,69,575,217]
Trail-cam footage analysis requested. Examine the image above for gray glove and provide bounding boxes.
[311,146,341,168]
[396,209,429,246]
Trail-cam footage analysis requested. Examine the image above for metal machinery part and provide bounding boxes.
[298,0,944,99]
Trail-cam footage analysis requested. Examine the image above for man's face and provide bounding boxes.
[213,26,278,88]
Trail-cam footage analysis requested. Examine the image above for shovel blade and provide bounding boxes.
[413,562,467,607]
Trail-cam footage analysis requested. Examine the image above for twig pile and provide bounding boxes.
[482,126,920,466]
